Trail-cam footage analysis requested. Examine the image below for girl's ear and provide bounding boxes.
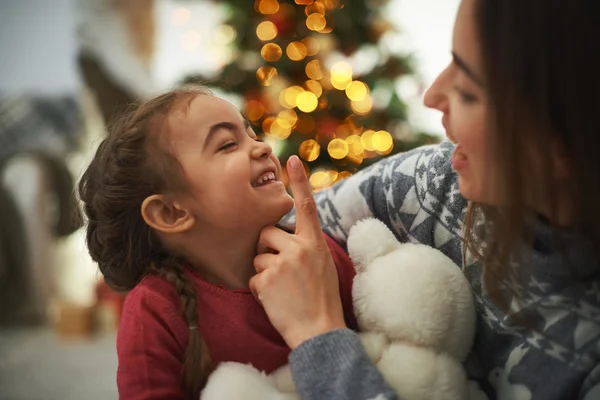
[141,194,195,233]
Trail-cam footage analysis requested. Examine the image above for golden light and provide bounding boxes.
[286,41,308,61]
[296,115,315,134]
[327,138,349,159]
[373,130,394,153]
[323,0,340,9]
[351,95,373,115]
[256,65,278,86]
[345,81,368,102]
[305,60,324,80]
[278,109,298,126]
[299,139,321,162]
[261,43,283,62]
[306,13,327,31]
[243,100,265,121]
[336,124,353,139]
[295,0,314,4]
[305,2,326,15]
[256,21,278,41]
[181,30,202,51]
[262,116,277,134]
[330,61,353,90]
[309,170,336,192]
[339,170,352,180]
[361,130,376,151]
[346,134,364,155]
[215,25,237,44]
[304,80,323,98]
[259,0,280,14]
[281,86,305,108]
[270,118,293,139]
[318,98,328,110]
[296,91,319,113]
[171,7,191,26]
[302,37,320,56]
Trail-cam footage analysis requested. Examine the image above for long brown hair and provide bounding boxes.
[78,86,213,397]
[464,0,600,293]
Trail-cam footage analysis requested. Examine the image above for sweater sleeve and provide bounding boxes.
[117,286,189,400]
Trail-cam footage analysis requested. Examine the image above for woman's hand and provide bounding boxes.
[249,156,347,349]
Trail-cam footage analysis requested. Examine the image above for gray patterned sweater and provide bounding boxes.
[282,141,600,400]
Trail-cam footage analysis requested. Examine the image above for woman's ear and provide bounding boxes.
[141,194,195,233]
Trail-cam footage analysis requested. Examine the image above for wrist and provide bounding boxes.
[286,319,347,349]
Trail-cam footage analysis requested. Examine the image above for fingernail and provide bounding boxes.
[289,156,302,170]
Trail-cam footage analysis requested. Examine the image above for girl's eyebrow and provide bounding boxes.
[452,51,483,86]
[203,121,237,149]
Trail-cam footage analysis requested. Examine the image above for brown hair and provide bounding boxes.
[78,86,213,397]
[464,0,600,294]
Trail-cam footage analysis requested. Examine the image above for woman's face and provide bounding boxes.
[423,0,498,204]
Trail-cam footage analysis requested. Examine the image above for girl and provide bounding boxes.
[248,0,600,399]
[77,87,357,399]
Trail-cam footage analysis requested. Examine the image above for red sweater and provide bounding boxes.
[116,234,357,400]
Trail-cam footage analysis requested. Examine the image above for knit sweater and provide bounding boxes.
[282,141,600,400]
[116,234,357,400]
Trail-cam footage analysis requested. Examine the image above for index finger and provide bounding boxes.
[287,155,323,238]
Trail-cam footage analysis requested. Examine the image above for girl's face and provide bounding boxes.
[169,95,294,232]
[423,0,498,204]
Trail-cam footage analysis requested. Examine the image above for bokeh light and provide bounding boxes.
[327,138,349,159]
[302,37,320,56]
[295,0,314,5]
[346,134,364,155]
[296,91,319,113]
[309,170,337,191]
[286,41,308,61]
[278,109,298,126]
[243,100,265,121]
[305,2,326,15]
[305,60,324,80]
[256,21,278,41]
[261,43,283,62]
[345,81,368,102]
[304,80,323,98]
[351,95,373,115]
[258,0,280,14]
[330,61,353,90]
[270,118,293,139]
[361,130,376,151]
[280,86,305,108]
[299,139,321,161]
[171,8,191,26]
[215,25,237,44]
[262,116,277,134]
[373,130,394,154]
[256,65,278,86]
[306,13,327,31]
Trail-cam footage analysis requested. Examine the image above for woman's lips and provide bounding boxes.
[451,145,468,171]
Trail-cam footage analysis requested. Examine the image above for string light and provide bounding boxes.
[345,81,368,101]
[304,80,323,98]
[302,37,320,56]
[270,118,293,139]
[296,91,319,113]
[309,170,337,191]
[299,139,321,161]
[243,100,265,121]
[256,65,278,86]
[281,86,305,108]
[258,0,280,14]
[262,116,276,135]
[295,0,314,4]
[278,109,298,126]
[305,2,326,16]
[351,95,373,115]
[306,13,327,31]
[330,61,353,90]
[256,21,278,41]
[373,130,394,154]
[286,41,308,61]
[361,130,376,151]
[261,43,283,62]
[305,60,324,80]
[327,138,349,159]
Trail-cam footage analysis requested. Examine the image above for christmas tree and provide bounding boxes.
[183,0,439,191]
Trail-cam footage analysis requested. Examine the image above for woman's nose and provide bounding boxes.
[423,64,451,113]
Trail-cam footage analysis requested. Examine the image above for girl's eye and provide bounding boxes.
[219,141,238,151]
[254,137,264,143]
[453,85,478,104]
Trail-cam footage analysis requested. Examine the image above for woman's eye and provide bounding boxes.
[453,85,478,103]
[219,141,238,151]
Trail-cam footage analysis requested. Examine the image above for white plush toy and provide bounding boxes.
[201,218,487,400]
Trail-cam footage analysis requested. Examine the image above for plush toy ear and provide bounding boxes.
[347,218,401,271]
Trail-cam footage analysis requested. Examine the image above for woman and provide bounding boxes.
[249,0,600,399]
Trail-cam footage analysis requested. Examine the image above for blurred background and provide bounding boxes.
[0,0,458,398]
